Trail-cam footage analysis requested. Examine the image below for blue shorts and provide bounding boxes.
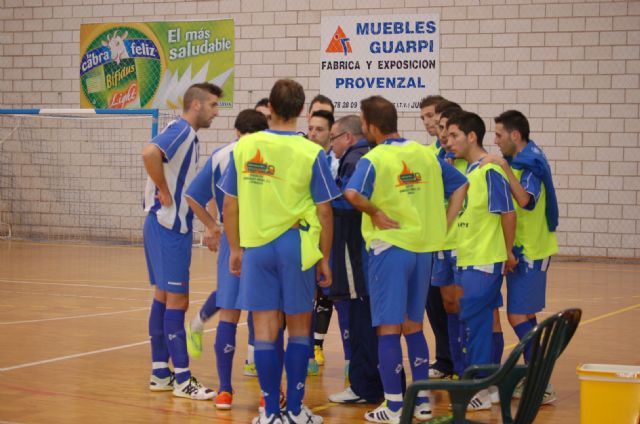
[216,232,241,309]
[506,257,550,314]
[367,246,432,326]
[238,229,316,315]
[143,213,192,294]
[431,250,459,287]
[457,264,504,322]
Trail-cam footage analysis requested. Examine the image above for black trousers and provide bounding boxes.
[425,282,453,374]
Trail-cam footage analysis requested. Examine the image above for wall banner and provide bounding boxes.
[80,20,234,109]
[320,14,439,112]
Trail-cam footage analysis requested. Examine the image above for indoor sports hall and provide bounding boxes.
[1,1,639,423]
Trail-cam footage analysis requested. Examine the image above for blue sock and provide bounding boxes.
[149,299,170,378]
[378,334,403,412]
[492,331,504,365]
[309,310,316,360]
[405,331,430,404]
[247,311,255,346]
[447,313,464,377]
[199,291,220,321]
[459,319,469,372]
[335,300,352,360]
[215,320,237,393]
[276,327,285,371]
[513,321,535,363]
[164,308,190,383]
[285,336,310,416]
[255,340,281,417]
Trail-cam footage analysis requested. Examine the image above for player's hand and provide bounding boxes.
[316,258,332,288]
[371,210,400,230]
[229,248,242,277]
[504,251,518,275]
[203,225,221,252]
[479,154,507,169]
[156,189,173,207]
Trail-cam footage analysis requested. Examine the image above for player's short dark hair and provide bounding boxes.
[255,97,269,109]
[269,79,305,121]
[183,83,223,111]
[234,109,269,135]
[360,96,397,135]
[335,114,363,138]
[435,100,461,114]
[440,105,464,121]
[495,109,530,142]
[419,95,445,109]
[309,94,335,113]
[447,111,486,147]
[310,110,334,130]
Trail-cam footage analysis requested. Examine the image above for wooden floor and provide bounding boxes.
[0,239,638,423]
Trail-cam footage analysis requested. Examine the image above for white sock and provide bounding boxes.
[246,344,254,364]
[190,314,204,333]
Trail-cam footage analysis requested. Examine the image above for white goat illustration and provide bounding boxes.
[102,30,129,65]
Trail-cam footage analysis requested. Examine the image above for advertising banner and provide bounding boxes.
[80,20,234,109]
[320,14,439,112]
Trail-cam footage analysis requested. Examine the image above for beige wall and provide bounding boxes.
[0,0,639,256]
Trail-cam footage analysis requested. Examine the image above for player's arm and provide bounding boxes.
[185,197,220,252]
[222,195,241,276]
[344,190,400,229]
[203,200,222,251]
[185,156,221,251]
[481,154,531,208]
[343,158,399,229]
[501,211,517,274]
[219,152,241,276]
[487,169,518,274]
[446,184,467,229]
[142,144,172,207]
[310,151,342,288]
[438,157,469,229]
[316,201,333,288]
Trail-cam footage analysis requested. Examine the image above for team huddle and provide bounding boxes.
[141,79,558,424]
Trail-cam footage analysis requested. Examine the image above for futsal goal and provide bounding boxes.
[0,108,177,244]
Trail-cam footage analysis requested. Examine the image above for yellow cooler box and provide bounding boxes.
[576,364,640,424]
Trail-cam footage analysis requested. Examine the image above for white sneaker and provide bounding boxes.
[365,401,401,424]
[428,368,447,379]
[542,384,557,405]
[149,372,175,391]
[283,405,323,424]
[252,411,284,424]
[488,385,500,404]
[467,389,492,411]
[513,379,557,405]
[328,387,366,404]
[172,376,216,400]
[413,400,433,421]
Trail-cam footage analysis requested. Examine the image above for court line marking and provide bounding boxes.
[0,383,234,422]
[0,275,214,284]
[0,307,150,325]
[312,301,640,414]
[0,322,246,372]
[498,301,640,351]
[0,289,152,303]
[0,279,211,295]
[552,264,640,273]
[0,299,205,325]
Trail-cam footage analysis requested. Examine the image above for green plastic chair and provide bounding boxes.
[400,308,582,424]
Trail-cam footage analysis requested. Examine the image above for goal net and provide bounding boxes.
[0,109,177,244]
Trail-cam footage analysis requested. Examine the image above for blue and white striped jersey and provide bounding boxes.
[184,141,236,224]
[143,118,199,234]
